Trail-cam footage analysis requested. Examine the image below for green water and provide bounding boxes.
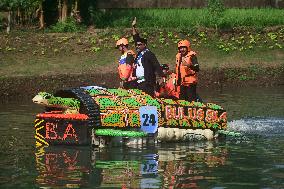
[0,86,283,188]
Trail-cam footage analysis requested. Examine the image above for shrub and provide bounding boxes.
[48,17,85,33]
[206,0,225,29]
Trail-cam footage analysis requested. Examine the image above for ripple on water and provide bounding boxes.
[228,117,284,137]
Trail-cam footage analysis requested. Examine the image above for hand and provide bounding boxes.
[181,60,188,66]
[173,78,176,85]
[132,17,137,27]
[128,76,137,81]
[160,82,166,88]
[157,78,165,87]
[119,81,124,88]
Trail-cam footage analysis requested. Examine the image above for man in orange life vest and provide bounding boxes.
[116,37,137,89]
[155,64,179,99]
[175,40,200,102]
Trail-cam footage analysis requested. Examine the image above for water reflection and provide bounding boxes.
[35,142,228,188]
[158,143,228,189]
[35,146,91,188]
[1,86,284,188]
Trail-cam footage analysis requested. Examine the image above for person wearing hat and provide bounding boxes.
[116,37,137,89]
[131,17,164,97]
[155,64,179,99]
[175,39,200,102]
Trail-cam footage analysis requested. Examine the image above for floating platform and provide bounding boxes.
[33,86,227,147]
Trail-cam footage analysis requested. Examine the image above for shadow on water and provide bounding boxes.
[0,85,284,188]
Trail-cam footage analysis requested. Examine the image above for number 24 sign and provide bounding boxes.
[139,106,158,134]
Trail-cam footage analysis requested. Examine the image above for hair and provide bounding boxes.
[136,37,147,45]
[116,44,129,49]
[161,64,169,70]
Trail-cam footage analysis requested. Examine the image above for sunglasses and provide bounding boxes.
[136,43,143,46]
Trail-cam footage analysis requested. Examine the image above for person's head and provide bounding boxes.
[161,64,170,75]
[178,40,190,56]
[116,38,129,53]
[135,37,147,52]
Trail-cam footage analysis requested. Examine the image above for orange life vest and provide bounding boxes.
[155,73,180,99]
[175,51,197,86]
[118,50,136,81]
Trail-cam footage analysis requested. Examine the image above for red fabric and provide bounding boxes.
[36,112,89,120]
[156,73,179,99]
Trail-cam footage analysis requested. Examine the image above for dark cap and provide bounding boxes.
[136,37,147,45]
[161,64,169,70]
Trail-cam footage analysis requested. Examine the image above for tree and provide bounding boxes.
[35,0,45,29]
[71,0,81,23]
[0,0,18,33]
[58,0,68,22]
[0,0,46,31]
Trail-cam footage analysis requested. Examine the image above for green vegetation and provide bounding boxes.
[91,8,284,31]
[47,18,86,33]
[0,4,283,83]
[0,26,283,79]
[207,0,225,30]
[0,5,284,32]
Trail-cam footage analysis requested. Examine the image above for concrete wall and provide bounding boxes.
[96,0,284,8]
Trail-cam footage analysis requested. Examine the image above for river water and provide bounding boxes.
[0,86,283,189]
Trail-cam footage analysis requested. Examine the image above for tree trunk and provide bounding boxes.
[275,0,280,8]
[17,8,20,25]
[58,0,62,22]
[72,0,82,23]
[6,11,11,34]
[74,0,78,11]
[39,3,45,29]
[62,0,68,22]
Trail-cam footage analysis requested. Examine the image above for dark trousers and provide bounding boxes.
[180,84,197,102]
[123,80,138,89]
[137,82,155,97]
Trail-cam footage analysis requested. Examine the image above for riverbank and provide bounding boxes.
[0,29,283,101]
[1,67,283,102]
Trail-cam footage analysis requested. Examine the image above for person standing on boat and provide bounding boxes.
[175,39,200,102]
[131,17,164,97]
[116,37,137,89]
[155,64,179,99]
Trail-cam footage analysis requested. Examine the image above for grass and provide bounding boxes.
[91,8,284,30]
[0,37,283,78]
[0,21,283,78]
[0,54,111,77]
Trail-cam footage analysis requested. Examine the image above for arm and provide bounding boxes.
[176,53,182,86]
[190,55,199,72]
[132,17,137,35]
[126,53,137,81]
[132,17,140,44]
[148,51,164,77]
[126,53,134,65]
